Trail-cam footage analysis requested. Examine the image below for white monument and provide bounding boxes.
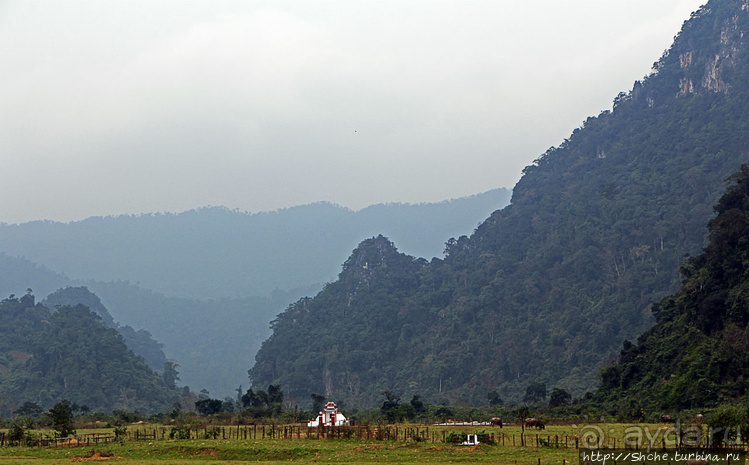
[307,401,349,427]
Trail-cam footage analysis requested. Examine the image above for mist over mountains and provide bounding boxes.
[0,189,510,397]
[0,189,510,300]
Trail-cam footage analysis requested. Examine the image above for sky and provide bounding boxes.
[1,0,703,224]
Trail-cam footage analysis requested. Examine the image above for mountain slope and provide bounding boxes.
[0,292,177,414]
[43,286,167,372]
[0,252,70,298]
[250,0,749,407]
[0,189,510,300]
[0,257,168,373]
[85,280,315,396]
[596,165,749,413]
[0,254,306,397]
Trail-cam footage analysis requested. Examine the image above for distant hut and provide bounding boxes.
[307,401,349,427]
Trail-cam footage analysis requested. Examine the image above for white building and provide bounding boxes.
[307,401,349,427]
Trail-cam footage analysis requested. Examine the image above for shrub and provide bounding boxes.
[169,425,191,439]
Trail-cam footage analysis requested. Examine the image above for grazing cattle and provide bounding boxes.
[659,415,673,423]
[490,417,503,428]
[525,418,545,429]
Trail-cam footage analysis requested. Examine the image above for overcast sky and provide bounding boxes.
[1,0,702,224]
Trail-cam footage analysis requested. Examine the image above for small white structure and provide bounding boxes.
[461,434,480,446]
[307,401,349,427]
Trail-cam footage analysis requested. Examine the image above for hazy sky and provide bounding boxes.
[1,0,702,224]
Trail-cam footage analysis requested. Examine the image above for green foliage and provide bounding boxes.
[241,389,262,408]
[113,425,128,439]
[49,401,75,438]
[250,0,749,407]
[597,165,749,414]
[169,424,191,439]
[706,405,742,446]
[446,431,466,444]
[16,401,43,417]
[43,286,167,372]
[523,383,547,404]
[267,384,284,405]
[112,409,145,425]
[195,398,224,416]
[0,293,178,415]
[548,389,572,408]
[380,391,401,414]
[0,435,577,463]
[433,406,454,420]
[380,391,416,422]
[487,390,502,407]
[7,422,25,443]
[410,395,426,414]
[515,406,530,425]
[310,393,325,413]
[162,362,180,390]
[239,385,286,418]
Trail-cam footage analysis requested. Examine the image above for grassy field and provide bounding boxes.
[0,423,698,464]
[0,439,580,465]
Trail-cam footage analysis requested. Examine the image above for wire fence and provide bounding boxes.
[1,423,744,451]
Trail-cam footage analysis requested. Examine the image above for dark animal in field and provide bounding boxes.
[490,417,503,427]
[524,418,545,429]
[659,415,673,423]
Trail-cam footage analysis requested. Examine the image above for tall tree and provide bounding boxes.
[49,401,75,438]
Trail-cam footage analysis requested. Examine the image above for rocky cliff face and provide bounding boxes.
[653,1,749,98]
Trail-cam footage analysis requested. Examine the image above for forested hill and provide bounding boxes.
[0,256,167,373]
[42,286,167,373]
[596,165,749,413]
[0,292,178,415]
[0,189,510,300]
[250,0,749,408]
[0,254,310,397]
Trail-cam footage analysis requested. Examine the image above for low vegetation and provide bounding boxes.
[0,419,696,465]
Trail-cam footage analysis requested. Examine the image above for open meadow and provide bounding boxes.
[0,422,712,464]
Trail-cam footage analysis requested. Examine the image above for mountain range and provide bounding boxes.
[0,190,510,397]
[0,290,178,415]
[0,190,510,300]
[7,0,749,413]
[250,0,749,408]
